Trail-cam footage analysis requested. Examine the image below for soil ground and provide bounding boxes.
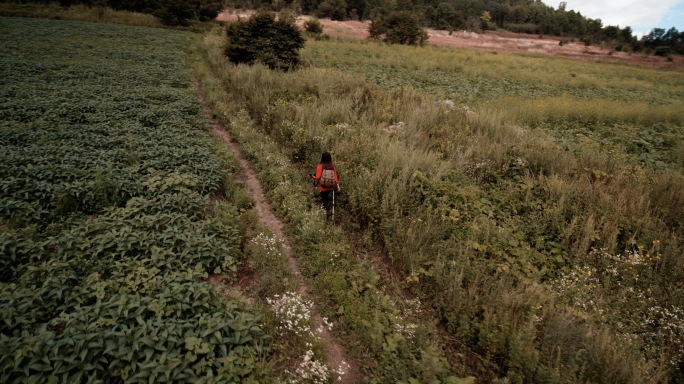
[217,9,684,70]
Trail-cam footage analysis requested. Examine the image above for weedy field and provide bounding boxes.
[304,39,684,170]
[197,29,684,383]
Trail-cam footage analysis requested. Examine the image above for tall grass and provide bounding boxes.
[0,3,161,27]
[198,27,684,382]
[499,96,684,126]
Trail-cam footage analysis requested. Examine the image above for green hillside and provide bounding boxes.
[2,12,684,383]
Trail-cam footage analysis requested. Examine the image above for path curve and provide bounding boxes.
[193,76,359,383]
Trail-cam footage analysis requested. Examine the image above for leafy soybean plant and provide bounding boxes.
[0,18,267,382]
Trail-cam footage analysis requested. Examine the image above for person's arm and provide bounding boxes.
[314,164,322,185]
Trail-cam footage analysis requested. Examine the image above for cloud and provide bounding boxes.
[543,0,683,33]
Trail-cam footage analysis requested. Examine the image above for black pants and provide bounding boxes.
[320,190,334,220]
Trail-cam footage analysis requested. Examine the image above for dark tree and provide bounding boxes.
[643,27,666,47]
[225,11,306,71]
[369,11,428,45]
[195,0,224,22]
[302,0,323,15]
[643,27,684,54]
[426,2,463,31]
[153,0,194,26]
[345,0,367,19]
[602,25,620,40]
[317,0,347,20]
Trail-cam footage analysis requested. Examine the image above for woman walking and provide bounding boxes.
[312,151,340,221]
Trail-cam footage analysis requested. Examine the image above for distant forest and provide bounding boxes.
[5,0,682,55]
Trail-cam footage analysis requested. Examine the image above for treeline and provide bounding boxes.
[232,0,624,37]
[642,27,684,56]
[0,0,224,25]
[4,0,680,54]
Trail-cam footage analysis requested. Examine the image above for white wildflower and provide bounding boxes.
[267,292,314,337]
[322,316,333,331]
[251,233,284,257]
[393,322,417,339]
[336,361,350,381]
[287,349,330,384]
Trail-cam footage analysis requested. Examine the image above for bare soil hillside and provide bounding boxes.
[217,9,684,69]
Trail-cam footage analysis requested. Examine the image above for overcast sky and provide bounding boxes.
[541,0,684,36]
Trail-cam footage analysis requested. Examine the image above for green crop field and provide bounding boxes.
[0,18,267,382]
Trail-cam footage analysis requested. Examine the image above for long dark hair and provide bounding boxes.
[320,151,333,165]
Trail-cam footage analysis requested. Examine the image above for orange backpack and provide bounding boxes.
[320,168,336,188]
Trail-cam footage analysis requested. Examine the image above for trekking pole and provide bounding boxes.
[332,190,335,224]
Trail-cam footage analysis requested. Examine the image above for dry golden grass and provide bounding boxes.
[500,96,684,125]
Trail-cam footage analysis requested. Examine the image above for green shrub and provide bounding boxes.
[654,46,672,56]
[369,11,429,46]
[305,18,324,35]
[316,0,347,21]
[195,0,223,22]
[153,0,195,26]
[225,11,305,71]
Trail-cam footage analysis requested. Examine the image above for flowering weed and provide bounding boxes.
[268,292,349,383]
[268,291,315,338]
[554,247,684,374]
[247,232,291,296]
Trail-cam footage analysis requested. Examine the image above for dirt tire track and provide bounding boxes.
[192,76,359,383]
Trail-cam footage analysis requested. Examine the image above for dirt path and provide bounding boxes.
[192,77,359,383]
